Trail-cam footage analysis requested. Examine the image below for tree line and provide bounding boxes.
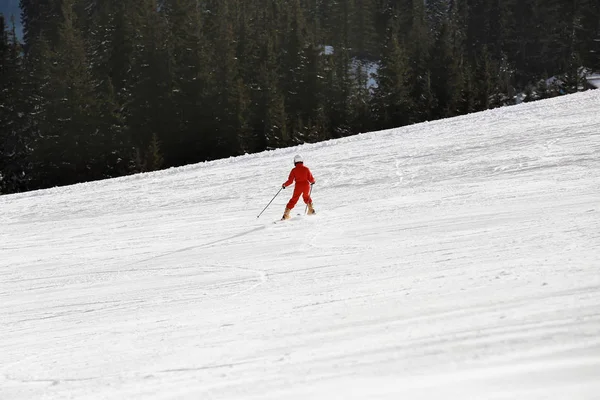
[1,0,599,194]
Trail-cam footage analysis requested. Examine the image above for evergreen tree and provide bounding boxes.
[253,1,288,149]
[281,0,310,142]
[160,0,213,165]
[87,0,132,177]
[576,0,600,71]
[28,0,105,188]
[0,16,29,193]
[258,45,288,149]
[351,0,378,59]
[427,0,463,119]
[20,0,60,48]
[146,132,164,171]
[206,0,251,157]
[326,0,357,138]
[470,47,496,110]
[406,0,435,122]
[351,62,373,134]
[119,0,171,166]
[373,13,412,128]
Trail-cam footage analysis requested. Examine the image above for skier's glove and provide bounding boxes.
[282,184,286,189]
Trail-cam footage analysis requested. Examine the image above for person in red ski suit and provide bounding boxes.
[281,155,316,220]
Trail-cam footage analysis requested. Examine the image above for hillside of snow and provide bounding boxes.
[1,90,599,399]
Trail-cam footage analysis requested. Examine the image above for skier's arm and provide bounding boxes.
[283,170,295,188]
[308,169,315,185]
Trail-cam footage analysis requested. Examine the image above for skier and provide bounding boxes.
[281,155,316,220]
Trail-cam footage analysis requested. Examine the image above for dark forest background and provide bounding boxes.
[1,0,599,194]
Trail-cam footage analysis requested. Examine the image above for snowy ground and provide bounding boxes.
[1,91,600,399]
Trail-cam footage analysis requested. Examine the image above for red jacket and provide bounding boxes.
[283,164,315,188]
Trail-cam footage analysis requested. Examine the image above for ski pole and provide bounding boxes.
[305,184,313,214]
[257,187,283,218]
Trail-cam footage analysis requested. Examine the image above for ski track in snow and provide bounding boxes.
[1,91,600,399]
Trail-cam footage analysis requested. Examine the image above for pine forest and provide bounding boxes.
[1,0,599,194]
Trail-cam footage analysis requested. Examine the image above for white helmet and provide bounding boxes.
[294,155,303,164]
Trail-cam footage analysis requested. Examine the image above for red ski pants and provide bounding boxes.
[286,182,312,210]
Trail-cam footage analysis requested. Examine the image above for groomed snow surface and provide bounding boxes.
[2,91,600,400]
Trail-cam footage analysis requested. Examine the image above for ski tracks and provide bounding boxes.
[120,224,271,299]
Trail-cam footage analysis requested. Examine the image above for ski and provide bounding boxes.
[274,213,316,224]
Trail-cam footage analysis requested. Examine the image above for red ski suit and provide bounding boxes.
[283,163,315,210]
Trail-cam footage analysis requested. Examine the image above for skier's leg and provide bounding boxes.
[302,185,316,214]
[286,187,302,210]
[302,187,312,205]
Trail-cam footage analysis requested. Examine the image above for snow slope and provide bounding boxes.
[1,91,600,399]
